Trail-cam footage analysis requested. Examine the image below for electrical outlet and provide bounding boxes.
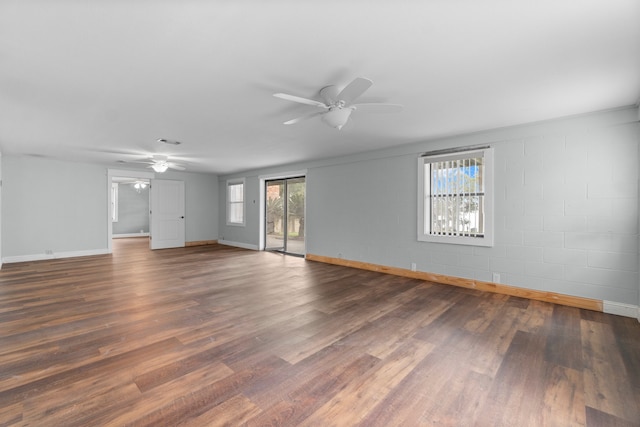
[45,249,53,255]
[410,262,417,272]
[492,272,501,283]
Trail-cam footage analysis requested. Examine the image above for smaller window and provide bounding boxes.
[111,183,119,222]
[418,147,494,246]
[227,178,245,226]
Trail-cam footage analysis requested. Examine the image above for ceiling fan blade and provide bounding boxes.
[273,93,328,108]
[283,111,324,125]
[352,103,403,113]
[118,159,154,165]
[169,164,186,171]
[337,77,373,105]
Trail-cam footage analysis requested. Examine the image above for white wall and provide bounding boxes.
[219,107,640,308]
[1,156,219,262]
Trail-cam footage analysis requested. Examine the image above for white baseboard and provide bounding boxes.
[2,248,111,264]
[603,300,640,321]
[218,239,259,251]
[113,233,149,238]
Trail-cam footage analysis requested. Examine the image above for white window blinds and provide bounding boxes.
[426,151,485,237]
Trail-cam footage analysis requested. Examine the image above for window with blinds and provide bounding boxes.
[418,147,494,246]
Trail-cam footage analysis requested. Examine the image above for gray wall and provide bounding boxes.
[2,156,108,257]
[160,169,219,243]
[1,156,219,259]
[219,107,640,306]
[113,183,149,235]
[218,175,261,247]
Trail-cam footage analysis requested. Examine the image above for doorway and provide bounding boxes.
[111,177,150,239]
[107,169,185,253]
[264,176,305,256]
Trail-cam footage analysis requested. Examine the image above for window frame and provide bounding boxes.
[226,178,246,226]
[111,182,119,223]
[417,147,494,247]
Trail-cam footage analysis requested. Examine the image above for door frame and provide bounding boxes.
[107,168,155,253]
[258,169,307,252]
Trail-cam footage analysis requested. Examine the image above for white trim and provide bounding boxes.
[3,248,110,264]
[603,300,640,320]
[113,233,150,238]
[218,239,259,251]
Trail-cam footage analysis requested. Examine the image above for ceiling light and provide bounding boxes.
[321,107,353,130]
[133,181,148,193]
[151,162,169,173]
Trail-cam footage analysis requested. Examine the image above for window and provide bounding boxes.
[227,178,245,226]
[111,183,119,222]
[418,147,493,246]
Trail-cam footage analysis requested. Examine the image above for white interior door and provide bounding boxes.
[150,179,185,250]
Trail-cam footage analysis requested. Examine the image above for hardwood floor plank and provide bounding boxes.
[177,394,261,427]
[462,293,509,334]
[0,337,182,408]
[0,238,638,426]
[242,339,375,411]
[541,365,586,427]
[426,369,494,426]
[110,355,286,427]
[299,338,434,426]
[355,347,472,426]
[586,406,640,427]
[545,305,584,371]
[464,301,523,377]
[475,330,549,427]
[581,319,640,423]
[246,354,379,426]
[22,382,141,427]
[0,402,22,426]
[610,315,640,390]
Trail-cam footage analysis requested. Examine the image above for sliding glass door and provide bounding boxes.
[265,177,305,256]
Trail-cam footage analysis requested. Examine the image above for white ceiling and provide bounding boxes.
[1,1,639,175]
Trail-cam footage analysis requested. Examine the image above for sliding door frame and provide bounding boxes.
[258,170,307,254]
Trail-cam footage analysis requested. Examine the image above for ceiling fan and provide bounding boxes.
[120,155,186,173]
[273,77,403,130]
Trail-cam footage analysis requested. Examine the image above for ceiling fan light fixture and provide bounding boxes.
[322,107,353,130]
[275,77,401,129]
[133,181,148,193]
[151,162,169,173]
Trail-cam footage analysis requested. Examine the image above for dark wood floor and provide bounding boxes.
[1,238,639,426]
